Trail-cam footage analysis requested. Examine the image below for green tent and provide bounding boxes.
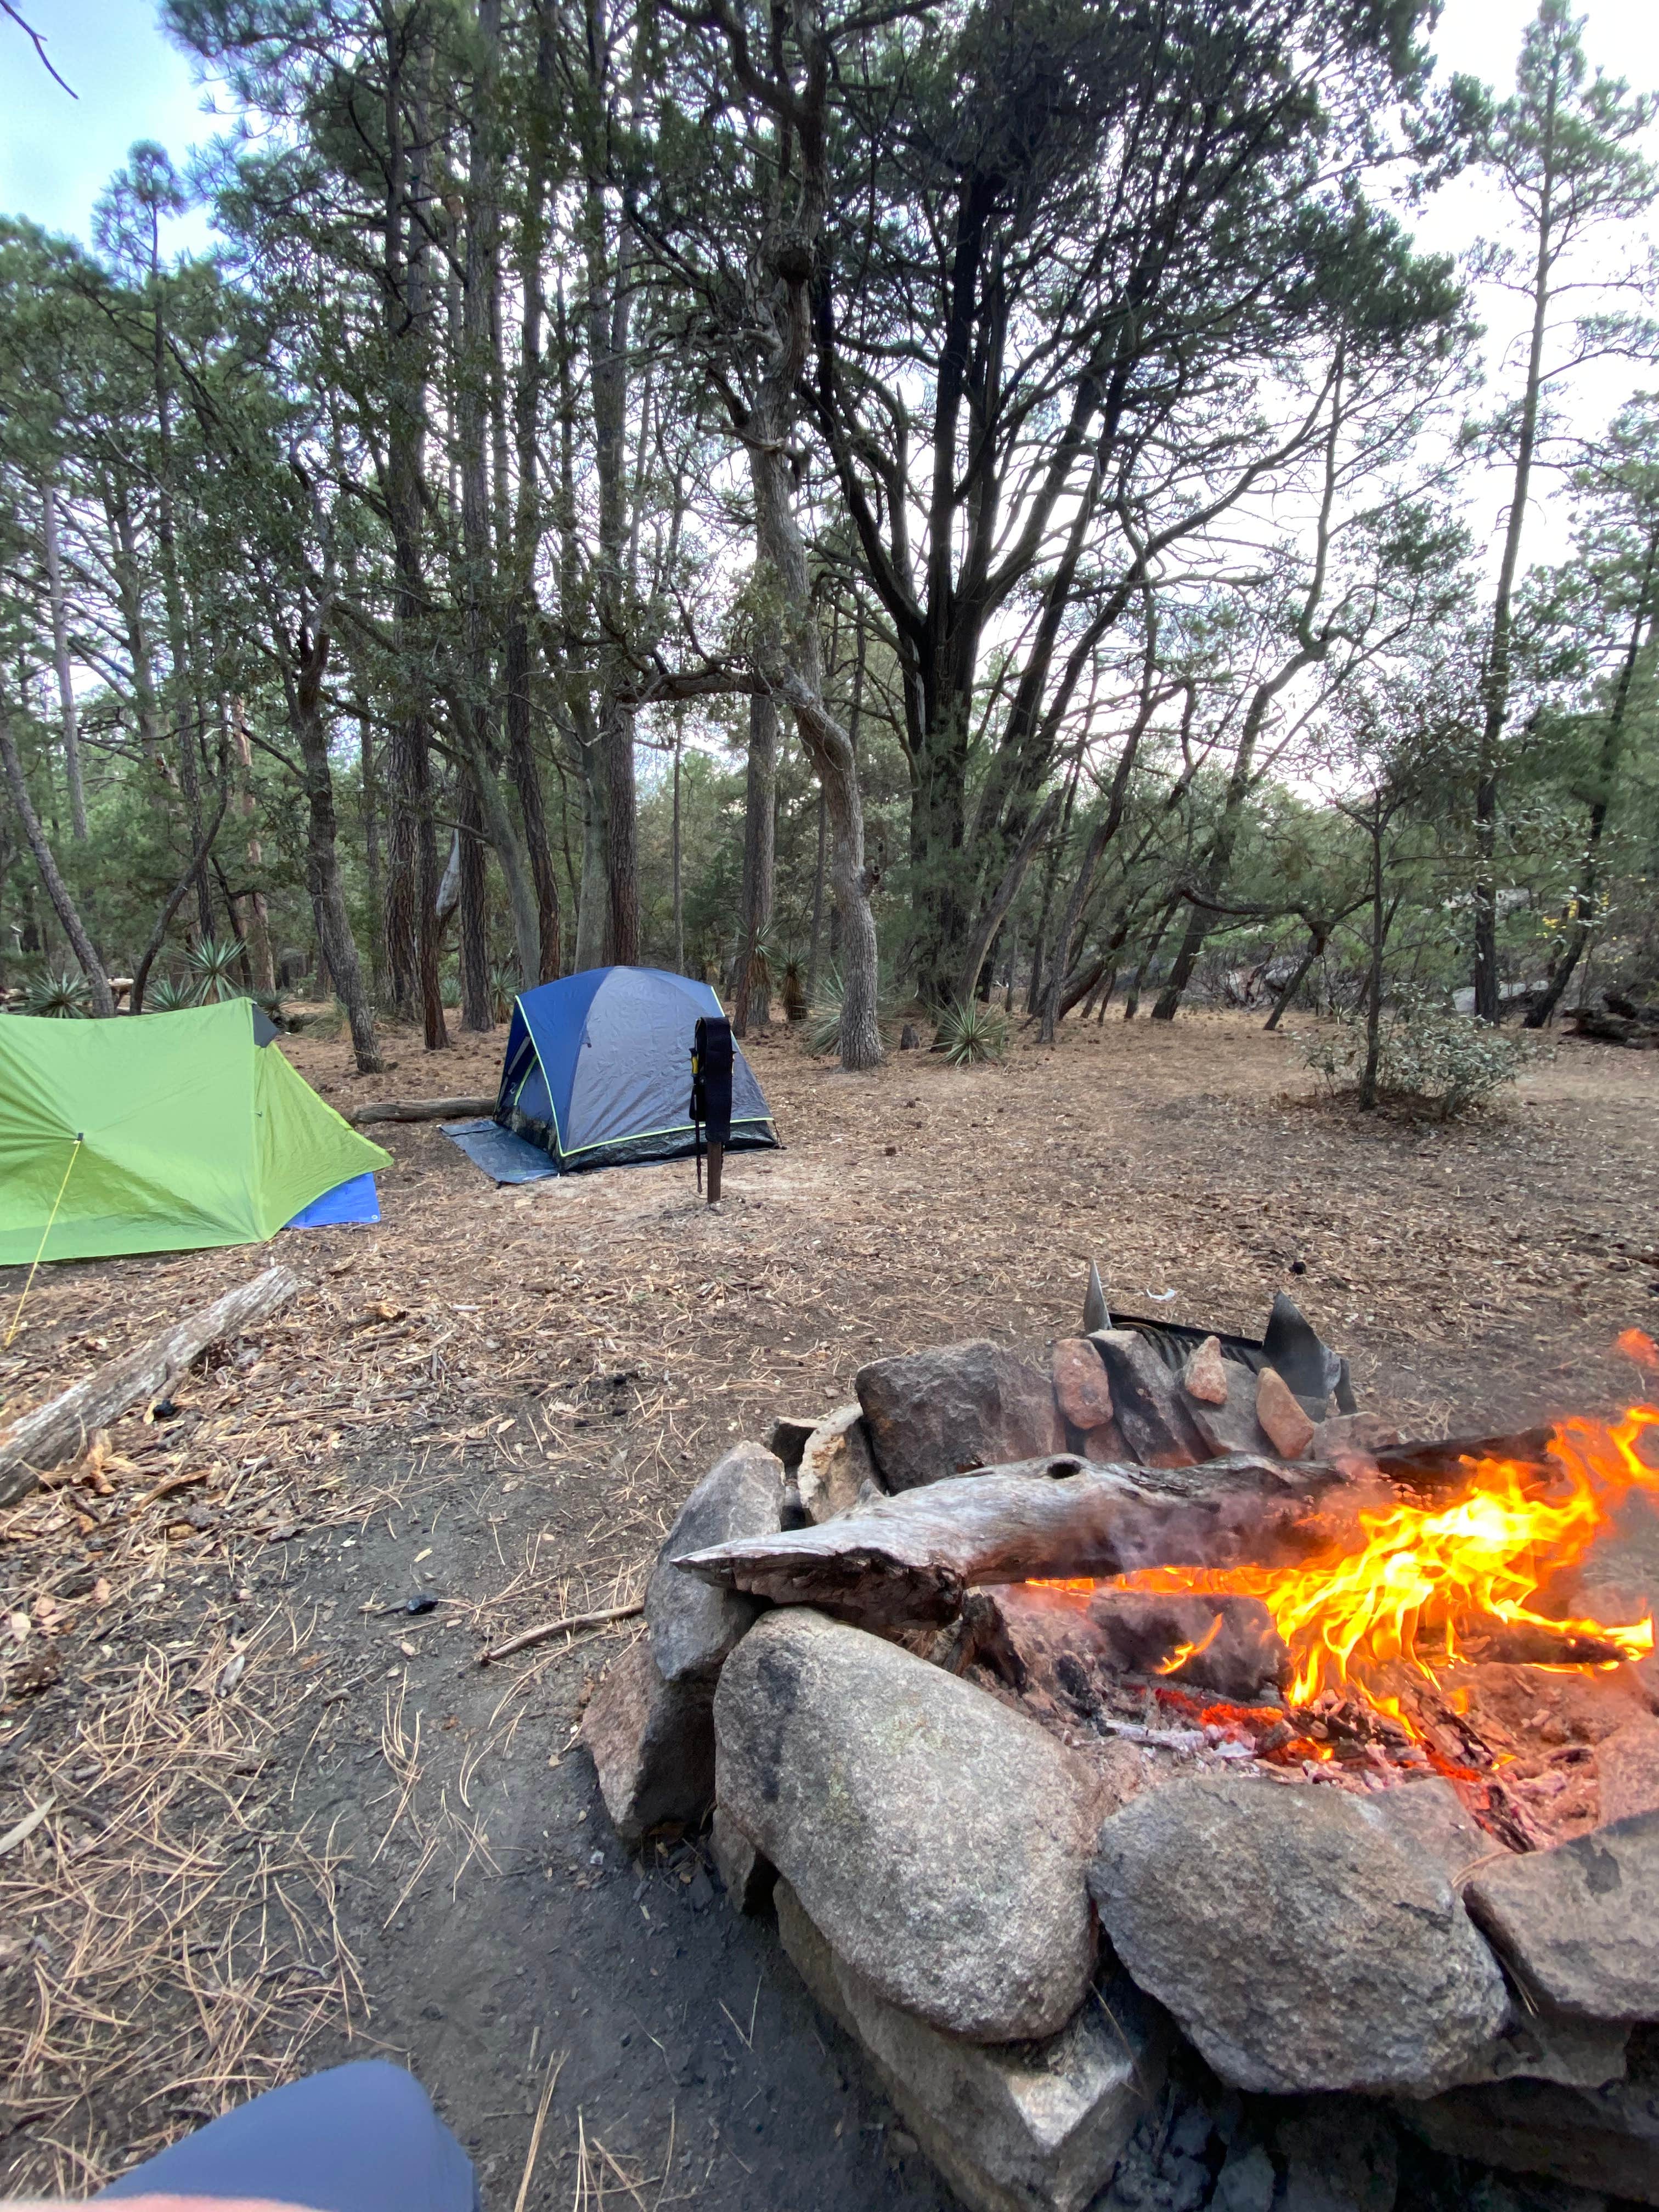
[0,1000,391,1265]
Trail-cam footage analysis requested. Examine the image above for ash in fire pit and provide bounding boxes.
[580,1279,1659,2212]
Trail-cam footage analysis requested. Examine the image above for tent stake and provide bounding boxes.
[707,1142,724,1204]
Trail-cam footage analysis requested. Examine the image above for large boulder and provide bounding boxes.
[1466,1807,1659,2021]
[775,1878,1167,2212]
[716,1609,1098,2041]
[1088,1773,1509,2095]
[645,1441,782,1683]
[855,1340,1065,1490]
[1402,2025,1659,2208]
[580,1635,715,1850]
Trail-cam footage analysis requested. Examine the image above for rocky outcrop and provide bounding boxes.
[775,1878,1167,2212]
[716,1609,1099,2041]
[795,1404,878,1523]
[855,1340,1065,1489]
[644,1440,782,1683]
[1402,2025,1659,2207]
[580,1635,715,1850]
[1088,1773,1509,2095]
[1089,1331,1205,1466]
[1466,1807,1659,2021]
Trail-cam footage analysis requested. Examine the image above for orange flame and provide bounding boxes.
[1617,1329,1659,1372]
[1057,1406,1659,1725]
[1155,1611,1225,1675]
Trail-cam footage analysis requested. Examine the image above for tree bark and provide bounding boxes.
[291,614,383,1073]
[673,1453,1340,1629]
[0,706,114,1014]
[952,788,1062,1011]
[40,476,87,842]
[230,697,276,993]
[732,689,777,1032]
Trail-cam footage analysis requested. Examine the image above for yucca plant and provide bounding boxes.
[186,935,248,1002]
[23,969,92,1018]
[146,975,196,1012]
[936,998,1009,1066]
[805,970,896,1057]
[489,960,520,1024]
[780,956,808,1023]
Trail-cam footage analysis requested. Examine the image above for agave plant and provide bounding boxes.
[186,935,248,1002]
[146,975,196,1013]
[488,960,520,1024]
[936,998,1009,1066]
[23,969,92,1018]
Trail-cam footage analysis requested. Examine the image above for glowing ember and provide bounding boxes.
[1618,1328,1659,1371]
[1033,1406,1659,1726]
[1155,1612,1224,1675]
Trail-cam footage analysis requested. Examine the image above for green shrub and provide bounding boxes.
[1296,997,1529,1120]
[146,975,195,1012]
[936,998,1010,1066]
[22,969,91,1018]
[186,935,248,1002]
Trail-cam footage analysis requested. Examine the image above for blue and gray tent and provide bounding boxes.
[490,967,779,1173]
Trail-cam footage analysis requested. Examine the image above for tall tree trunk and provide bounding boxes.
[0,706,114,1014]
[41,476,87,841]
[1525,550,1658,1028]
[733,690,777,1034]
[672,709,685,975]
[230,698,275,992]
[1475,83,1559,1023]
[584,120,640,968]
[805,785,827,1005]
[458,788,493,1032]
[1265,928,1324,1031]
[354,692,383,1000]
[382,11,447,1048]
[291,616,383,1073]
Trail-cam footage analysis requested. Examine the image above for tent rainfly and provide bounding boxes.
[0,999,391,1265]
[494,967,779,1173]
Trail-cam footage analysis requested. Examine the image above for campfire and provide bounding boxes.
[581,1290,1659,2212]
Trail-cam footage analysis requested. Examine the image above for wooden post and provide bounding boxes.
[706,1143,724,1203]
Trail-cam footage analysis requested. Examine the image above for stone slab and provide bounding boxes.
[645,1441,781,1684]
[856,1340,1065,1491]
[1467,1808,1659,2021]
[581,1634,715,1850]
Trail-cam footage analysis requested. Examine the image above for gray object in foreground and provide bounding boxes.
[855,1339,1065,1489]
[716,1609,1099,2042]
[676,1450,1339,1627]
[776,1877,1167,2212]
[1088,1772,1510,2096]
[644,1440,782,1684]
[1466,1809,1659,2022]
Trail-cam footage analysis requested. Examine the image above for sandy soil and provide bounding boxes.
[1,1009,1655,2207]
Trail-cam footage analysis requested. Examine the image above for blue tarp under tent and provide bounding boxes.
[447,967,780,1182]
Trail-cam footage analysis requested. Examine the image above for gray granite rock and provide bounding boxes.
[1088,1331,1205,1466]
[1467,1809,1659,2021]
[1402,2025,1659,2206]
[1596,1715,1659,1824]
[646,1441,781,1683]
[796,1404,878,1523]
[1184,1361,1271,1459]
[856,1340,1065,1490]
[1355,1777,1496,1887]
[1089,1773,1509,2095]
[716,1609,1098,2041]
[710,1805,774,1913]
[775,1877,1166,2212]
[580,1634,715,1849]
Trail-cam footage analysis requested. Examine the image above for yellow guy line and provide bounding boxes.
[4,1133,83,1350]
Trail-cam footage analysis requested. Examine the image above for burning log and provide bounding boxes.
[674,1451,1343,1628]
[1371,1427,1555,1496]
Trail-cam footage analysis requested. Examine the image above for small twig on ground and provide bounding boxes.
[480,1600,644,1664]
[512,2050,566,2212]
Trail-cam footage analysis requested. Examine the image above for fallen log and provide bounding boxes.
[346,1094,496,1126]
[0,1263,302,1509]
[674,1451,1343,1628]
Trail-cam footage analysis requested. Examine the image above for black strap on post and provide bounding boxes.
[689,1015,734,1201]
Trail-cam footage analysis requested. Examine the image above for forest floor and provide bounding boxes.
[1,1008,1656,2210]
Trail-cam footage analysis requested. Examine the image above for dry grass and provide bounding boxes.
[0,1593,360,2194]
[1,1004,1655,2190]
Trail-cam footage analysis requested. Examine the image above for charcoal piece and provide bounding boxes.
[1085,1590,1291,1702]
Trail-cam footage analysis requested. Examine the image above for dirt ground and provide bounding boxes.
[2,1009,1656,2208]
